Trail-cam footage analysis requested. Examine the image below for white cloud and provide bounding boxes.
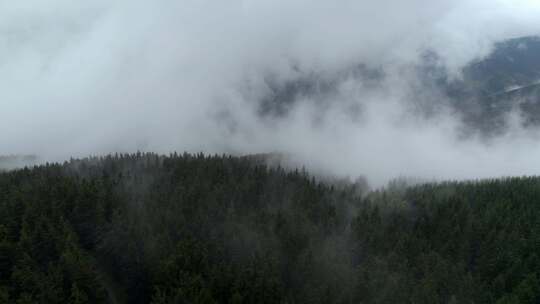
[1,0,540,185]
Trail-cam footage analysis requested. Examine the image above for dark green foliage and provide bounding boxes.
[0,153,539,303]
[351,178,540,303]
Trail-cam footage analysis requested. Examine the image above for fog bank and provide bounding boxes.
[2,0,540,185]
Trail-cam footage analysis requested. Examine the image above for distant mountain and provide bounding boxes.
[441,36,540,135]
[465,36,540,94]
[258,64,384,117]
[257,36,540,137]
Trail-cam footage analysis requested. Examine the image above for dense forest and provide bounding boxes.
[1,153,539,303]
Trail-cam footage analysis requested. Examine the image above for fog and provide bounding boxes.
[2,0,540,186]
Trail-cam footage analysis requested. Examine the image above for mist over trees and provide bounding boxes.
[3,1,540,303]
[0,155,38,171]
[1,153,539,303]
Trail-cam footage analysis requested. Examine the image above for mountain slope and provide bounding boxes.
[257,36,540,136]
[1,153,540,303]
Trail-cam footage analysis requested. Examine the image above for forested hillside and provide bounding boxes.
[1,153,539,303]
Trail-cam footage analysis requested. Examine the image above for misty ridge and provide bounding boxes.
[4,1,540,303]
[0,155,38,171]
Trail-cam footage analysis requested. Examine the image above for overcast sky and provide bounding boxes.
[1,0,540,185]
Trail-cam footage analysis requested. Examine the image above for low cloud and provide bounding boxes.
[1,0,540,186]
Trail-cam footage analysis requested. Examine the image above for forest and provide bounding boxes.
[0,153,539,303]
